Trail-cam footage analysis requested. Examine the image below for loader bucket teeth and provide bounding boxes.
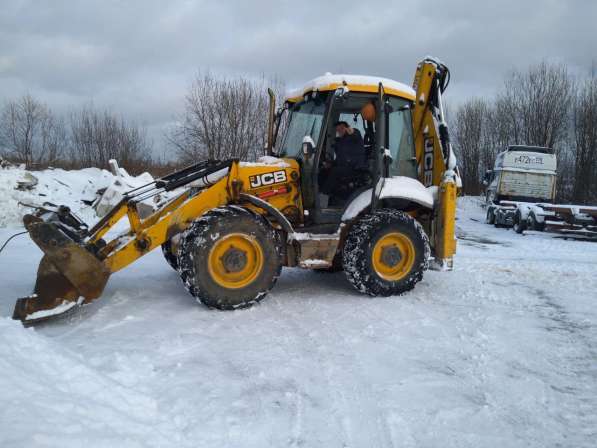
[12,219,111,324]
[13,256,82,324]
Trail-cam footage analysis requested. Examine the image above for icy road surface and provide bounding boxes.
[1,197,596,447]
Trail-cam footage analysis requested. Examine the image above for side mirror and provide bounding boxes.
[334,86,350,102]
[302,136,315,157]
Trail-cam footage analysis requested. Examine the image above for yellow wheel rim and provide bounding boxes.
[371,232,415,281]
[208,233,264,289]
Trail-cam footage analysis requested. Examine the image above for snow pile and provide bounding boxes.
[94,164,154,218]
[0,318,181,447]
[0,165,153,228]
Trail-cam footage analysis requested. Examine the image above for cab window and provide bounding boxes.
[279,99,326,158]
[336,112,366,136]
[387,97,417,178]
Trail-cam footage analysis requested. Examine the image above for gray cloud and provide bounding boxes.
[1,0,595,156]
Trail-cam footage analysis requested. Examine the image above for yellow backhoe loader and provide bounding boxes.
[12,57,459,324]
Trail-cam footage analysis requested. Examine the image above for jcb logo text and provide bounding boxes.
[249,170,287,188]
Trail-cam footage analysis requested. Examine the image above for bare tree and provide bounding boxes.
[500,62,573,149]
[451,63,576,196]
[571,76,597,203]
[481,98,512,170]
[169,72,281,163]
[69,105,151,172]
[470,62,575,199]
[453,98,489,194]
[0,94,65,167]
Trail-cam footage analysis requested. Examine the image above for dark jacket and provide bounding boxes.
[334,129,366,169]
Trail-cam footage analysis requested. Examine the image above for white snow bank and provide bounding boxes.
[0,165,153,228]
[0,318,180,447]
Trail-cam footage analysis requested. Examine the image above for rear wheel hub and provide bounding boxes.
[372,232,415,281]
[220,247,247,273]
[380,245,402,267]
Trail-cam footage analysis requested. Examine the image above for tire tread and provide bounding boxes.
[342,209,430,296]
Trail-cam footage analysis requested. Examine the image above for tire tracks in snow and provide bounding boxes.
[513,282,597,442]
[270,293,398,448]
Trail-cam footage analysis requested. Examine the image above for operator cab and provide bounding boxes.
[276,74,417,228]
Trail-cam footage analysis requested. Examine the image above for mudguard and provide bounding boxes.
[342,177,434,221]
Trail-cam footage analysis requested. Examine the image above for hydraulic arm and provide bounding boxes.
[412,57,460,268]
[13,160,237,323]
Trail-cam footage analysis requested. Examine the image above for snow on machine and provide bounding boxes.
[13,57,460,324]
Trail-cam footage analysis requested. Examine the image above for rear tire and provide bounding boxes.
[513,209,526,234]
[527,211,545,231]
[177,206,282,309]
[342,209,430,296]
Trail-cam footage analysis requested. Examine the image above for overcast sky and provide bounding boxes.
[1,0,595,157]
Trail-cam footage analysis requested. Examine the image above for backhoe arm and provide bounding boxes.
[412,57,459,268]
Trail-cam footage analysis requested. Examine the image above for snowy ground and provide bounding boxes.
[1,196,596,447]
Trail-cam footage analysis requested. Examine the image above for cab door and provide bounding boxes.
[386,97,417,178]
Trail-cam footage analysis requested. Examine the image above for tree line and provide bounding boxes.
[451,62,597,204]
[167,72,283,165]
[2,63,595,205]
[0,95,154,174]
[0,73,280,175]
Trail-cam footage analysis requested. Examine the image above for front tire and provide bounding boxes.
[161,239,179,271]
[342,209,430,296]
[177,206,282,309]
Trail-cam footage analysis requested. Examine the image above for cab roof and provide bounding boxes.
[285,73,416,103]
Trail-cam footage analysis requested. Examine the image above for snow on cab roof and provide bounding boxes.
[285,73,416,102]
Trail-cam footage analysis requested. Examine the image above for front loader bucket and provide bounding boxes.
[12,217,111,325]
